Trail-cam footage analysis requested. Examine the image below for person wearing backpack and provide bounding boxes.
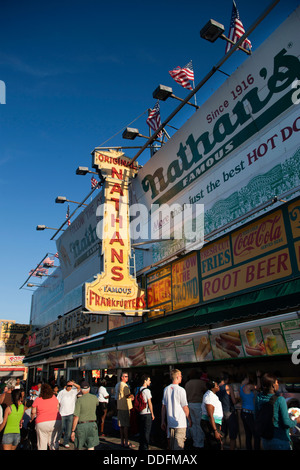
[135,375,155,451]
[255,372,300,450]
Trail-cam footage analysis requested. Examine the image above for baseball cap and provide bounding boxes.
[80,381,90,389]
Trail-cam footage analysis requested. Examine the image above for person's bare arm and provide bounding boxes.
[206,404,222,442]
[183,405,192,427]
[148,398,155,420]
[70,415,79,442]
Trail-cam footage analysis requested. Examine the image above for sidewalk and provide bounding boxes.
[59,417,165,451]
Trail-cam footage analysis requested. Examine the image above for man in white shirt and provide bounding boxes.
[161,369,192,450]
[138,374,155,450]
[57,380,80,448]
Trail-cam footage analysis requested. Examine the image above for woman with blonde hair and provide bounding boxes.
[31,383,62,450]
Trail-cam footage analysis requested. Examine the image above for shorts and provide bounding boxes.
[2,433,21,446]
[75,422,99,450]
[169,427,186,450]
[117,409,131,428]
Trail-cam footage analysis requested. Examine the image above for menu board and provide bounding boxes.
[261,323,289,356]
[127,346,147,366]
[144,344,162,365]
[159,341,177,363]
[107,350,118,368]
[281,319,300,353]
[210,330,244,360]
[239,326,267,357]
[193,334,213,362]
[81,316,300,370]
[175,339,196,363]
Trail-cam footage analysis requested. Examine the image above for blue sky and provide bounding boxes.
[0,0,298,325]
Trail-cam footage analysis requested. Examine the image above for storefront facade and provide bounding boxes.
[24,6,300,406]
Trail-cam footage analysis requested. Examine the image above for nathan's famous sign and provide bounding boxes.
[132,7,300,267]
[83,150,145,316]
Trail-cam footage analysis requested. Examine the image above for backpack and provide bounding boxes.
[133,387,147,413]
[255,395,278,439]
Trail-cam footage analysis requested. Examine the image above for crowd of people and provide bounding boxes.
[0,368,299,451]
[113,369,300,452]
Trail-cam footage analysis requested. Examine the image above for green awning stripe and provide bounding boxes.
[25,279,300,363]
[103,278,300,346]
[24,335,104,364]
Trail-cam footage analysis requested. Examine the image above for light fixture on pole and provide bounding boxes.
[27,283,48,288]
[122,127,163,141]
[75,166,98,176]
[55,196,88,206]
[36,225,65,231]
[152,85,199,109]
[200,19,251,55]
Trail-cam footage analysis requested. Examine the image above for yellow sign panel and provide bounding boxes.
[147,278,172,306]
[200,236,232,278]
[84,150,145,316]
[147,266,172,317]
[231,210,287,265]
[288,200,300,239]
[294,240,300,272]
[202,248,292,302]
[172,252,199,310]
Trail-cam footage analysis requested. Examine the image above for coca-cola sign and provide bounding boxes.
[232,211,287,263]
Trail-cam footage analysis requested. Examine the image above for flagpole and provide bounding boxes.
[193,81,197,107]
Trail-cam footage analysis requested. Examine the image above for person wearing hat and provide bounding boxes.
[70,381,99,450]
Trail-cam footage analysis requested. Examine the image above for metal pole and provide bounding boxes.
[129,0,280,165]
[50,180,104,240]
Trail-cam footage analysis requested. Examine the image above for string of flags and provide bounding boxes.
[28,254,59,280]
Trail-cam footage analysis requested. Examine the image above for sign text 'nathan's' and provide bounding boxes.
[83,150,145,316]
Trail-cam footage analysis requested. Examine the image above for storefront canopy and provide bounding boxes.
[24,278,300,364]
[102,278,300,347]
[24,334,104,365]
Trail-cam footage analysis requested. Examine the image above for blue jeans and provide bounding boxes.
[188,403,204,448]
[60,414,73,445]
[139,414,152,450]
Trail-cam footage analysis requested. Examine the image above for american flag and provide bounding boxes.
[146,100,163,137]
[29,266,49,277]
[54,252,59,258]
[91,177,98,189]
[225,1,252,54]
[66,204,71,226]
[169,60,194,91]
[43,256,54,267]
